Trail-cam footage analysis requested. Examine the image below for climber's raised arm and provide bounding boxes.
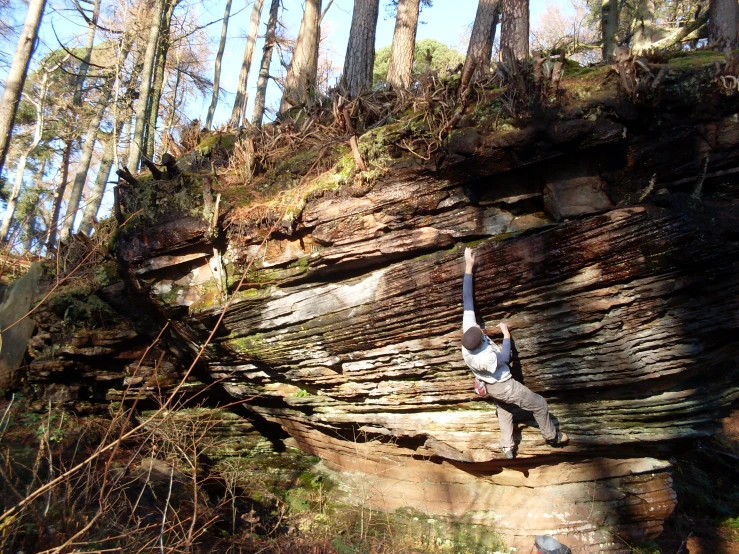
[462,248,477,333]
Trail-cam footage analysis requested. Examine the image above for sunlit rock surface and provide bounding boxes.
[26,80,739,552]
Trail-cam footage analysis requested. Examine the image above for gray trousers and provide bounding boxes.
[486,378,557,448]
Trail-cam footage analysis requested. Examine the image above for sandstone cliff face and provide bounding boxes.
[22,68,739,552]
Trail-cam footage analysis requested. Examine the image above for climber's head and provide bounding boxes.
[462,326,484,351]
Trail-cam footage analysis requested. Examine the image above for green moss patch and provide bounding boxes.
[47,285,116,327]
[120,172,209,231]
[226,333,270,361]
[195,132,238,156]
[667,50,726,68]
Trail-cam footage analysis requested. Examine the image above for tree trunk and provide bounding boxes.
[500,0,529,63]
[463,0,501,80]
[25,162,46,252]
[78,129,118,236]
[342,0,380,98]
[709,0,739,49]
[59,97,110,242]
[0,0,47,176]
[0,73,49,243]
[205,0,233,130]
[252,0,279,126]
[229,0,266,127]
[385,0,421,89]
[280,0,322,111]
[649,11,708,50]
[601,0,618,61]
[144,0,177,160]
[632,0,656,53]
[72,0,102,106]
[162,64,182,153]
[46,138,73,250]
[127,0,165,172]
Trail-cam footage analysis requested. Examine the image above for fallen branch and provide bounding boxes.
[349,135,367,171]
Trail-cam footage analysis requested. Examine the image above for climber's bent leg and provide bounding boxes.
[490,378,558,442]
[507,379,557,441]
[487,381,516,449]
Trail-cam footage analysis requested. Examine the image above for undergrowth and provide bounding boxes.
[0,393,511,554]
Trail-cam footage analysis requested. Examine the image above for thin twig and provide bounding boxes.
[159,466,174,554]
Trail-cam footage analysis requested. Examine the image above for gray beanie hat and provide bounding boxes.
[462,327,483,350]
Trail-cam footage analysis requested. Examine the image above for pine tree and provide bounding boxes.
[386,0,421,89]
[230,0,266,127]
[281,0,322,110]
[709,0,738,49]
[500,0,529,63]
[205,0,233,130]
[632,0,657,53]
[342,0,380,97]
[127,0,166,172]
[143,0,180,160]
[0,0,48,175]
[463,0,500,80]
[0,69,50,242]
[601,0,618,61]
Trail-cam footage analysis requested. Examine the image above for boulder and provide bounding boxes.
[0,262,42,389]
[25,85,739,552]
[544,171,614,221]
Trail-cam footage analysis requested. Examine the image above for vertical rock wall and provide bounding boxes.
[25,89,739,551]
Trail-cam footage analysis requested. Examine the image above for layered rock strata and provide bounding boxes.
[21,76,739,551]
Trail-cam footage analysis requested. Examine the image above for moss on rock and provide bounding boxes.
[195,132,238,156]
[47,285,116,328]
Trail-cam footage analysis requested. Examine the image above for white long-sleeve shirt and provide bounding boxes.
[462,273,512,384]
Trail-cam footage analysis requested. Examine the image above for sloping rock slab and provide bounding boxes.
[0,263,42,388]
[118,217,210,265]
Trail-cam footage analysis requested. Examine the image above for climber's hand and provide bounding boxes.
[464,247,476,273]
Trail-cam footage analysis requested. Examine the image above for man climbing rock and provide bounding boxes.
[461,247,568,459]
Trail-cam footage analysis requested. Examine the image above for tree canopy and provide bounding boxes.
[373,38,465,85]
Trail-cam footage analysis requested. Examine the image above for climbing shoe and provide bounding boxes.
[546,431,569,447]
[502,446,515,459]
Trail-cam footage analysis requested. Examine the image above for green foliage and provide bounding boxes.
[331,536,371,554]
[373,38,464,85]
[721,516,739,529]
[298,470,323,490]
[121,173,206,228]
[48,285,116,327]
[14,97,38,126]
[22,412,41,425]
[36,422,65,443]
[373,46,390,85]
[93,260,120,287]
[284,488,312,512]
[383,0,432,18]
